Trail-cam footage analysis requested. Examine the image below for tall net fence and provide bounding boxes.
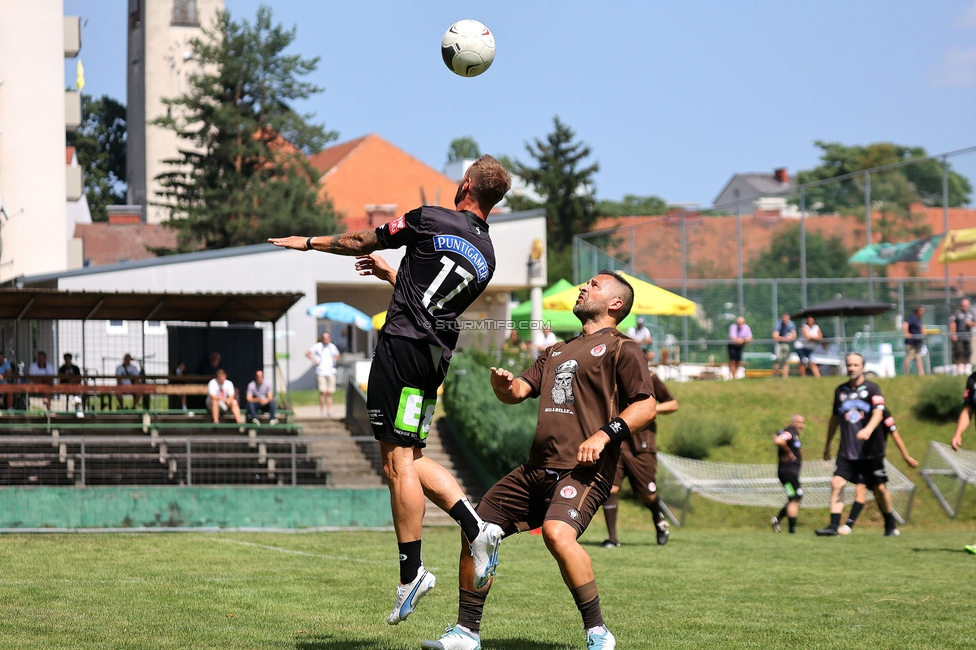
[920,441,976,518]
[657,453,916,526]
[575,146,976,370]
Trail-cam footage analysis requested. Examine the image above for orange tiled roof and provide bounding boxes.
[74,222,179,267]
[66,146,76,165]
[309,133,460,232]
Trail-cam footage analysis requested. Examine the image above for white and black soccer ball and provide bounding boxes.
[441,19,495,78]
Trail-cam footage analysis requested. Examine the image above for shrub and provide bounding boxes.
[912,376,965,422]
[667,415,739,459]
[442,353,538,481]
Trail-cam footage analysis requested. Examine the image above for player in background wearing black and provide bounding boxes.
[771,414,805,534]
[837,407,918,534]
[270,155,512,624]
[600,372,678,548]
[950,370,976,554]
[817,353,901,537]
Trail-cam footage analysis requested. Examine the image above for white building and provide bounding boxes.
[127,0,224,223]
[0,0,86,284]
[15,210,549,390]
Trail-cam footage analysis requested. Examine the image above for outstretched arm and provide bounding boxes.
[269,230,386,256]
[489,367,533,404]
[889,430,919,467]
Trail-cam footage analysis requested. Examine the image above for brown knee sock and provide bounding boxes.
[570,580,604,630]
[457,588,487,633]
[603,493,620,543]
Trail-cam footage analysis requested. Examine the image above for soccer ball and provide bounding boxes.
[441,19,495,77]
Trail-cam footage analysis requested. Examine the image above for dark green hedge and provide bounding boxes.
[912,375,965,422]
[442,353,538,481]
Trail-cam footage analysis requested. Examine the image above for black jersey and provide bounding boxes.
[964,372,976,410]
[832,379,886,460]
[776,425,802,467]
[859,407,897,459]
[374,206,495,364]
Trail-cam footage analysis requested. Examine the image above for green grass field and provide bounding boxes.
[1,522,974,649]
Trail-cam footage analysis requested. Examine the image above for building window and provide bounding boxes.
[144,321,167,336]
[172,0,199,26]
[107,320,129,335]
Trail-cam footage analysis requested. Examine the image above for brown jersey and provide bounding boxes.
[628,373,673,454]
[517,327,655,470]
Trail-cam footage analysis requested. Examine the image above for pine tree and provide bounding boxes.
[152,6,340,252]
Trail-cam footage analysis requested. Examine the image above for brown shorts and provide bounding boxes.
[476,464,613,538]
[613,445,658,497]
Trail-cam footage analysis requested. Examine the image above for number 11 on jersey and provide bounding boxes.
[422,256,474,315]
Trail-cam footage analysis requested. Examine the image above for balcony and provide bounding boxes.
[66,165,83,201]
[64,16,81,58]
[65,91,81,131]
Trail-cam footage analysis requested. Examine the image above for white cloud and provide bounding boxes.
[931,45,976,88]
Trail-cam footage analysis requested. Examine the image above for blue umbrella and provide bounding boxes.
[307,302,374,331]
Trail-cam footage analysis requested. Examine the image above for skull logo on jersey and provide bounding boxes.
[551,359,579,405]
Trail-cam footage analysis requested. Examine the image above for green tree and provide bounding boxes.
[67,94,127,222]
[747,223,857,280]
[152,5,340,252]
[795,141,972,242]
[513,116,599,251]
[447,136,480,162]
[597,194,668,217]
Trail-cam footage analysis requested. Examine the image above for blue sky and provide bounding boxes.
[66,0,976,206]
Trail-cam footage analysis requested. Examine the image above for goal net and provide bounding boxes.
[920,441,976,518]
[657,453,916,526]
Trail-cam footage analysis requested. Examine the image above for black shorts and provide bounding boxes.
[727,344,744,362]
[778,465,803,501]
[613,444,658,497]
[476,464,612,539]
[367,334,446,448]
[953,339,972,363]
[835,456,888,488]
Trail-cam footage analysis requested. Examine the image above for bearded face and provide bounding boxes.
[573,294,608,321]
[551,371,575,405]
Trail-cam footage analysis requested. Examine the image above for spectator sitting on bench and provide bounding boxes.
[207,368,243,424]
[29,351,56,410]
[245,369,278,425]
[59,353,83,411]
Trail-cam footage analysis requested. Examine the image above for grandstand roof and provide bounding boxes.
[0,288,302,323]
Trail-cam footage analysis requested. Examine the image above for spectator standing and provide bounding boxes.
[59,353,83,411]
[627,317,655,363]
[115,353,141,409]
[903,306,926,376]
[306,332,340,417]
[29,351,56,410]
[950,298,975,375]
[727,316,752,379]
[798,316,822,378]
[0,351,11,409]
[207,368,243,424]
[174,361,188,411]
[245,369,278,425]
[772,313,797,378]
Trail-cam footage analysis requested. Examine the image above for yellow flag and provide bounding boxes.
[939,228,976,263]
[76,60,85,91]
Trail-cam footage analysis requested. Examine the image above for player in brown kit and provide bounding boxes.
[422,271,657,650]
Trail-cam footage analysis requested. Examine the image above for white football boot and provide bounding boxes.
[586,627,616,649]
[470,521,504,589]
[387,567,436,625]
[421,625,481,650]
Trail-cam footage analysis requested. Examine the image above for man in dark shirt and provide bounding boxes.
[903,306,926,376]
[950,298,975,375]
[771,414,805,534]
[423,271,657,650]
[58,353,83,412]
[837,407,918,535]
[817,352,900,537]
[950,370,976,554]
[270,155,512,625]
[601,372,678,548]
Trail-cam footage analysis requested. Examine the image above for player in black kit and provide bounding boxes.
[950,370,976,553]
[771,414,805,534]
[816,352,901,537]
[270,155,512,623]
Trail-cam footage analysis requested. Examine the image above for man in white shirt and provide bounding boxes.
[29,351,56,410]
[627,317,655,362]
[532,326,558,358]
[115,353,142,409]
[306,332,340,417]
[207,368,243,424]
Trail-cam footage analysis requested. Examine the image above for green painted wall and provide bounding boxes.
[0,487,392,529]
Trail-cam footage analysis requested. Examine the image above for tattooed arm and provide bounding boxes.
[268,230,386,255]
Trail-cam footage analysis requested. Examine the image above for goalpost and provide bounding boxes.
[920,441,976,518]
[657,454,916,526]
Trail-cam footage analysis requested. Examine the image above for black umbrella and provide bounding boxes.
[792,297,895,320]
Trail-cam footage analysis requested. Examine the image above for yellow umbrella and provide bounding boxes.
[543,272,697,316]
[372,311,387,330]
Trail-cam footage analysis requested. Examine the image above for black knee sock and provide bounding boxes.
[776,505,788,521]
[788,516,797,533]
[829,513,841,529]
[603,493,620,543]
[883,511,896,531]
[449,498,482,542]
[646,495,663,525]
[398,540,422,584]
[846,502,864,527]
[457,587,487,633]
[570,581,604,630]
